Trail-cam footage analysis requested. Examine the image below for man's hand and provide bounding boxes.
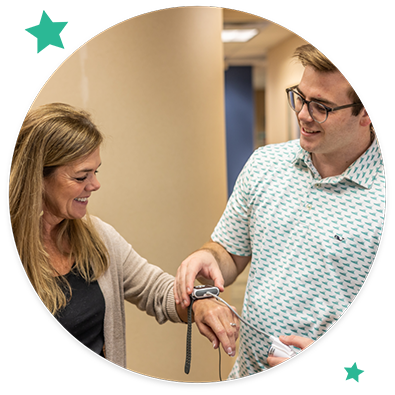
[174,241,250,309]
[174,249,225,308]
[192,298,240,357]
[267,335,314,367]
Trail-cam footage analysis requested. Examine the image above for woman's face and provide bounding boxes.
[42,148,101,226]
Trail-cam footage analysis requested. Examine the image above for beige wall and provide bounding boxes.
[28,7,310,381]
[32,7,234,382]
[266,34,307,144]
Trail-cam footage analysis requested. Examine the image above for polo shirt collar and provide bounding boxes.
[292,137,382,189]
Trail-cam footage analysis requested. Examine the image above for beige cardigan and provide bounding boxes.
[92,216,182,368]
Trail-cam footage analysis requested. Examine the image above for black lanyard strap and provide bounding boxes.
[184,300,194,374]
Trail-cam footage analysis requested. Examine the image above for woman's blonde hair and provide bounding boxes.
[10,103,109,315]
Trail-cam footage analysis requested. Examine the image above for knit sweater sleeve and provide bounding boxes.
[92,216,182,324]
[122,244,181,324]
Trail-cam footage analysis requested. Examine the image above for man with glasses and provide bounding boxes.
[174,44,384,378]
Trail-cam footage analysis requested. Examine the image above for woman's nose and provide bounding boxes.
[87,175,100,192]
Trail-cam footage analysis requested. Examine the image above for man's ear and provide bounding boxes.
[360,108,371,127]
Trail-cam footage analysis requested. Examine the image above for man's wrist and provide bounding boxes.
[199,246,220,265]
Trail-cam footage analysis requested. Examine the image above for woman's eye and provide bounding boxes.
[75,170,98,181]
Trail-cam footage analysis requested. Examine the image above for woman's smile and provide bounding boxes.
[74,197,90,204]
[43,148,101,226]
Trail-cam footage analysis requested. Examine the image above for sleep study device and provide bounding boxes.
[191,285,220,300]
[184,285,297,377]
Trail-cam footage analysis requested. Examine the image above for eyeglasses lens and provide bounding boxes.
[287,91,328,123]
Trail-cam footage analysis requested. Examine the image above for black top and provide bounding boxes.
[55,269,105,356]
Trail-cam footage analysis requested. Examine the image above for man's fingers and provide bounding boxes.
[184,265,200,294]
[176,258,198,308]
[267,356,287,367]
[174,263,185,301]
[175,250,224,308]
[279,335,313,350]
[210,270,225,292]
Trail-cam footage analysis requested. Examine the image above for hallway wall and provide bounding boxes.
[32,7,232,382]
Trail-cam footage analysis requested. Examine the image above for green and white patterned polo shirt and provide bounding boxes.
[211,138,385,379]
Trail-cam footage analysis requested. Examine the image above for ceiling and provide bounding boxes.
[222,9,294,70]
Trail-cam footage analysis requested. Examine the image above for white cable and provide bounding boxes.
[204,291,274,341]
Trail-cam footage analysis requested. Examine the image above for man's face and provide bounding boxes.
[296,65,369,163]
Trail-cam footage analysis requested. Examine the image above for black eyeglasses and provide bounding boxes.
[286,85,362,123]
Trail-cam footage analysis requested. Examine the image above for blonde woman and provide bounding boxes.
[10,103,239,368]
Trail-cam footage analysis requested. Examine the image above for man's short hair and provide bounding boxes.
[293,44,363,116]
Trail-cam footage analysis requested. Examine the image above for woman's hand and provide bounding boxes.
[267,335,314,367]
[192,298,239,357]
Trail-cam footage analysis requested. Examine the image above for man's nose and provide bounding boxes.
[298,102,314,123]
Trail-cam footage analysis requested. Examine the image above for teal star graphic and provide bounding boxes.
[24,11,114,62]
[344,362,395,384]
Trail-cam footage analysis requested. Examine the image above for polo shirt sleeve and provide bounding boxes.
[211,150,259,257]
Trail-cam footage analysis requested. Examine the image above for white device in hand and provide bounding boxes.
[204,288,298,361]
[186,286,299,380]
[268,336,297,358]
